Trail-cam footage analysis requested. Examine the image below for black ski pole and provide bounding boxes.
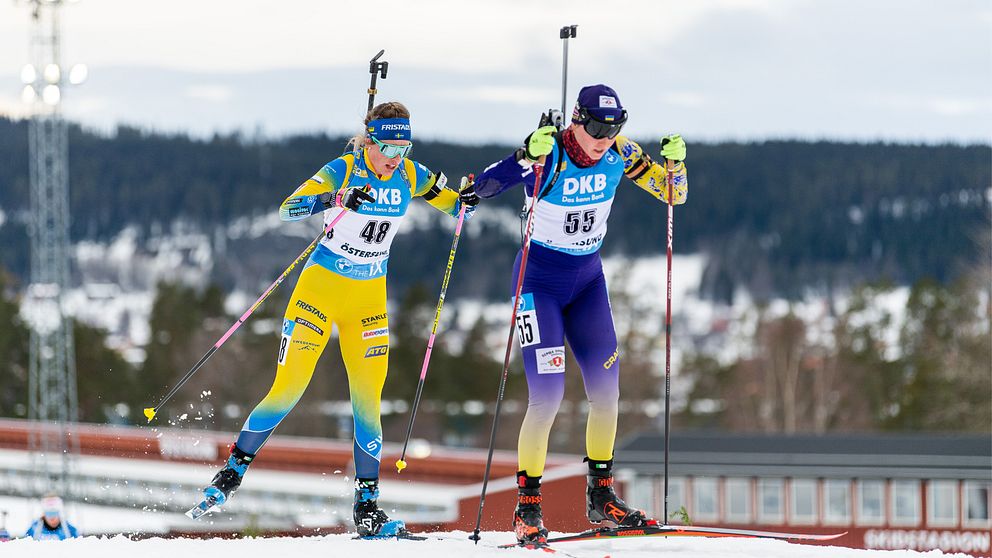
[469,160,545,544]
[368,49,388,113]
[559,25,577,119]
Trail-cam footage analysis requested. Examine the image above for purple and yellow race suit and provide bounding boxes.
[475,134,687,476]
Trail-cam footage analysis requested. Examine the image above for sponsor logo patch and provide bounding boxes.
[362,313,387,326]
[536,346,565,374]
[292,339,321,353]
[362,327,388,340]
[599,95,618,108]
[295,299,327,322]
[294,317,324,336]
[364,345,388,358]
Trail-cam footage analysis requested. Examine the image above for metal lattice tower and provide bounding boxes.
[21,0,80,499]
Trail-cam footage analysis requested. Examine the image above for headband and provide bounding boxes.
[367,117,412,140]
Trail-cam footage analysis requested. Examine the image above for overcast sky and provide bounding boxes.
[0,0,989,144]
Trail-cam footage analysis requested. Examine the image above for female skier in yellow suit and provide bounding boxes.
[193,101,478,537]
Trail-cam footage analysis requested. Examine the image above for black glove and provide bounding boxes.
[459,182,480,207]
[325,186,375,211]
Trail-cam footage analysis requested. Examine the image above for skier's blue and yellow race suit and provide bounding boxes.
[234,149,466,479]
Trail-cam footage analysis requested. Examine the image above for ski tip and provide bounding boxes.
[143,407,156,422]
[395,459,407,472]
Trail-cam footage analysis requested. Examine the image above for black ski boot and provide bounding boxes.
[207,445,253,503]
[187,445,254,519]
[585,457,653,527]
[513,471,549,545]
[354,478,407,538]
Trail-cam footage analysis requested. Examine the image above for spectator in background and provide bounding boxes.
[0,510,11,541]
[24,494,79,540]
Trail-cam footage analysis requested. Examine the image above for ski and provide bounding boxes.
[497,540,555,552]
[185,496,219,520]
[544,523,847,544]
[185,486,227,520]
[355,532,427,541]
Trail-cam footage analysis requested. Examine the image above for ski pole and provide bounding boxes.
[559,25,577,118]
[662,158,676,523]
[396,175,473,473]
[143,209,350,423]
[470,160,545,544]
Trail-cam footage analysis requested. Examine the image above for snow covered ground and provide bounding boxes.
[0,530,977,558]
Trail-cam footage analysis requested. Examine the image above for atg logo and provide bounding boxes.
[364,345,388,358]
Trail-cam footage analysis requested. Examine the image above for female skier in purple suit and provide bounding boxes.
[473,84,688,545]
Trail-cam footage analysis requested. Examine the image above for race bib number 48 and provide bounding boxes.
[515,293,541,347]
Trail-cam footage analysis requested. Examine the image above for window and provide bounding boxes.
[963,482,991,529]
[927,480,958,527]
[857,479,885,525]
[667,477,687,524]
[823,479,851,525]
[627,475,656,518]
[725,478,752,523]
[758,478,784,524]
[790,478,817,525]
[891,480,921,526]
[693,477,719,522]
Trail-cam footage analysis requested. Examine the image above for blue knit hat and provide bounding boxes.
[572,84,625,123]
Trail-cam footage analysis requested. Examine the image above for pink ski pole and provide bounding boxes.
[396,175,473,471]
[144,207,350,422]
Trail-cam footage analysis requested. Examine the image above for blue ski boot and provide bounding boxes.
[186,445,254,519]
[354,478,407,538]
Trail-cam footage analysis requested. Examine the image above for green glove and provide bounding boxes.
[660,134,686,162]
[524,125,557,161]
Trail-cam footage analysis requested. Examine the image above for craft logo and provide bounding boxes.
[603,349,619,369]
[364,345,388,358]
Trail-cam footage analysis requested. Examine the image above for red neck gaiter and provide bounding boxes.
[561,128,598,168]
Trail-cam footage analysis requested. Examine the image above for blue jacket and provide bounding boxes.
[24,518,80,540]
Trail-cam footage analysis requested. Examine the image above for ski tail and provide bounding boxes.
[658,524,847,541]
[545,524,847,544]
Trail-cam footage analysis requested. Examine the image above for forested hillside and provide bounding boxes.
[0,117,988,300]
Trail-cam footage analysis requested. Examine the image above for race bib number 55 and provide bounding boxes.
[515,293,541,348]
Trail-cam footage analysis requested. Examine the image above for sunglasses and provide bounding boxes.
[577,107,628,140]
[370,136,412,159]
